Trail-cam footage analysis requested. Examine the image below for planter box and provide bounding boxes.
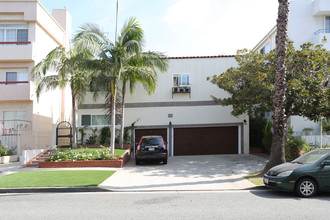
[1,155,19,164]
[38,149,130,168]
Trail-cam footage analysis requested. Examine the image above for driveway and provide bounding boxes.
[99,154,267,191]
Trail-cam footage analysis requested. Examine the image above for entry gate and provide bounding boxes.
[56,121,72,148]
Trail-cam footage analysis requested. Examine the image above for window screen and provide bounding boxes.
[81,115,91,126]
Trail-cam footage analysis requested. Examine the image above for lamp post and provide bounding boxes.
[115,0,119,42]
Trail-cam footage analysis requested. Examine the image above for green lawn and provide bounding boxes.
[243,171,264,186]
[0,170,115,188]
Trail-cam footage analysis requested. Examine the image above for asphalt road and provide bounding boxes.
[1,190,330,220]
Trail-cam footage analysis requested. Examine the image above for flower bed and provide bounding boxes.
[38,148,131,168]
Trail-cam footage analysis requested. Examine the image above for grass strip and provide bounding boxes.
[244,171,264,186]
[0,170,115,188]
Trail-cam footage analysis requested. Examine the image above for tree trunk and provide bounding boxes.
[119,82,126,149]
[110,82,116,155]
[264,0,289,173]
[71,95,77,149]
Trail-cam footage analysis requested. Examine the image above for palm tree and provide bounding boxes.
[31,46,93,148]
[264,0,290,172]
[118,51,168,149]
[74,17,146,154]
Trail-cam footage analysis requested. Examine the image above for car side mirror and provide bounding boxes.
[321,160,330,167]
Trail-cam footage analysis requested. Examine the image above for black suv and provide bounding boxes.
[135,136,168,165]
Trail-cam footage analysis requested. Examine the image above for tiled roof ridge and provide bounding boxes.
[164,55,235,59]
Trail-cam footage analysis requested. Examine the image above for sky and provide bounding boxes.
[39,0,278,57]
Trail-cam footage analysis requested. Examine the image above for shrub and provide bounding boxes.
[322,118,330,133]
[46,148,120,162]
[285,127,309,161]
[99,127,110,145]
[249,116,267,149]
[78,126,88,145]
[262,121,273,154]
[0,142,8,156]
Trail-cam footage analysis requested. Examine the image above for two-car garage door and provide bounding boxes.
[135,126,238,156]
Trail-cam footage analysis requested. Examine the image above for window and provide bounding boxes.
[260,42,270,54]
[81,114,121,126]
[2,111,26,131]
[326,16,330,33]
[0,24,28,43]
[6,72,28,84]
[173,74,190,87]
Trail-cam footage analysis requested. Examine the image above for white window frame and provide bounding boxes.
[80,114,121,127]
[325,16,330,33]
[172,73,190,87]
[5,71,28,85]
[0,24,29,43]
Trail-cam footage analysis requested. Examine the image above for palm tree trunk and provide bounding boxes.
[264,0,289,172]
[119,82,126,149]
[71,95,77,149]
[110,82,116,155]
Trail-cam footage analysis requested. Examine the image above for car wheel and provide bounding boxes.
[163,158,167,164]
[135,159,140,165]
[296,178,317,198]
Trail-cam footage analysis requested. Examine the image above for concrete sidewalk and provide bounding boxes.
[0,154,267,193]
[99,154,267,191]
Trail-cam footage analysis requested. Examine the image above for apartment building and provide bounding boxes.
[253,0,330,144]
[78,56,250,156]
[0,0,72,154]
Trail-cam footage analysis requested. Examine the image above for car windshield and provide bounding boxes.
[292,149,330,164]
[141,137,163,146]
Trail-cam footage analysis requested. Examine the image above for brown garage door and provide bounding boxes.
[135,128,168,144]
[174,126,238,156]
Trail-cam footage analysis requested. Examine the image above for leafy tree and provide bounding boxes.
[31,46,93,148]
[73,17,166,153]
[118,51,168,149]
[209,43,329,171]
[208,42,329,120]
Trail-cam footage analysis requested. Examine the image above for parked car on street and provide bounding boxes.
[264,148,330,197]
[135,136,168,165]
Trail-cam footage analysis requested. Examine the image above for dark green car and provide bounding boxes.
[264,148,330,197]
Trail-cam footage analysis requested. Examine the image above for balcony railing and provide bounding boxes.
[0,41,31,45]
[0,120,32,136]
[314,29,330,35]
[0,81,29,85]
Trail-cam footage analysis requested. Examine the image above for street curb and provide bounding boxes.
[0,187,110,194]
[0,186,268,194]
[244,185,267,190]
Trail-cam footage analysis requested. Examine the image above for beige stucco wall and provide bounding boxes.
[0,0,72,150]
[78,57,250,154]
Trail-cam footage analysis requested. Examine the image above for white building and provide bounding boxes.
[78,56,250,156]
[0,0,72,154]
[253,0,330,145]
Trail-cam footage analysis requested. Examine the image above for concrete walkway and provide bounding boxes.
[0,154,267,192]
[99,154,267,191]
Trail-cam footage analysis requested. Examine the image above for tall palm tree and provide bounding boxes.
[118,51,168,149]
[31,46,93,149]
[74,17,146,154]
[264,0,289,172]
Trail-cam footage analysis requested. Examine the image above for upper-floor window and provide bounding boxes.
[0,24,28,43]
[173,73,190,87]
[326,16,330,33]
[6,72,28,85]
[260,42,270,54]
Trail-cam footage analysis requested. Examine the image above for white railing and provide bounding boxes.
[0,120,51,154]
